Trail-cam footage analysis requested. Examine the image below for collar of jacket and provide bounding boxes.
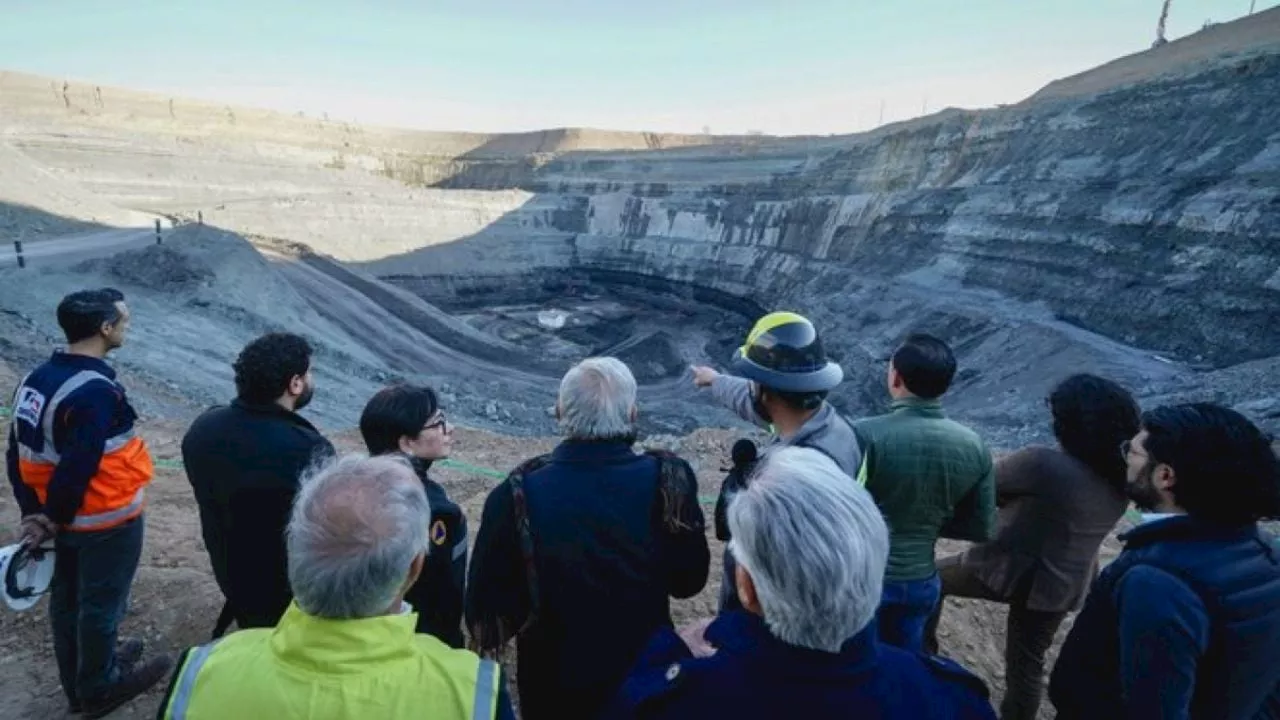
[230,398,321,431]
[50,350,116,379]
[786,402,834,445]
[405,454,434,478]
[704,611,880,677]
[552,437,638,464]
[1118,513,1263,549]
[269,602,419,672]
[889,397,945,418]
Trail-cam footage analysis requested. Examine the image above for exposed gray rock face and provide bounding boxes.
[3,14,1277,442]
[369,49,1279,441]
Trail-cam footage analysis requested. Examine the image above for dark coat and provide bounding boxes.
[1049,515,1280,720]
[403,457,468,648]
[181,400,334,629]
[465,440,710,720]
[603,611,996,720]
[959,445,1130,612]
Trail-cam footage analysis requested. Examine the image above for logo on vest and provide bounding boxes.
[15,388,45,428]
[430,519,448,546]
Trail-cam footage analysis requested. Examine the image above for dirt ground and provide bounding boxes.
[0,412,1121,720]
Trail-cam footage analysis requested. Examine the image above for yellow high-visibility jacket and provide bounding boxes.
[159,603,501,720]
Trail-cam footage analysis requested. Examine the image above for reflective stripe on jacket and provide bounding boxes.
[11,356,152,532]
[160,602,503,720]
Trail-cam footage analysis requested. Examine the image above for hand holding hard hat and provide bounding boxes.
[1,518,57,612]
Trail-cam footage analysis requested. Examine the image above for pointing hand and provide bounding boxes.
[691,366,720,388]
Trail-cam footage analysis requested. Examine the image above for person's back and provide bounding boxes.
[1050,403,1280,719]
[181,333,332,632]
[521,448,681,708]
[1052,517,1280,719]
[856,403,993,576]
[160,604,501,720]
[966,445,1128,602]
[605,447,995,720]
[611,612,993,720]
[854,334,994,651]
[161,454,514,720]
[467,358,708,720]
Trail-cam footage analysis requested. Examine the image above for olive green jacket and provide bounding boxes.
[854,398,996,582]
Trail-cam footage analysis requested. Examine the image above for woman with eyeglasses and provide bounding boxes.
[360,383,467,648]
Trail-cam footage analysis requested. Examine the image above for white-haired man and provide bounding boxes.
[158,454,515,720]
[467,357,710,720]
[605,447,996,720]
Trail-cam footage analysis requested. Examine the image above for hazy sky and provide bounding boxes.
[1,1,1273,135]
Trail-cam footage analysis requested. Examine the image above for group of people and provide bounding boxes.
[6,288,1280,719]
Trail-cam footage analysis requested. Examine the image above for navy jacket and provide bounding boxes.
[6,352,138,524]
[465,440,710,720]
[181,399,335,629]
[1050,515,1280,720]
[403,457,468,648]
[604,611,996,720]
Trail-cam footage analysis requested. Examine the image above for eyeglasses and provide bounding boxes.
[423,413,448,432]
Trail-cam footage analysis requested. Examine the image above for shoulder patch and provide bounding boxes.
[14,387,45,427]
[430,519,448,546]
[920,653,991,700]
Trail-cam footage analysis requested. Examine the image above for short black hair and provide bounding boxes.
[57,288,125,344]
[233,333,313,405]
[891,333,957,399]
[1142,403,1280,525]
[1049,374,1141,492]
[360,384,440,456]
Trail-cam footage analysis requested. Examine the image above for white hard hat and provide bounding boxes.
[0,541,55,612]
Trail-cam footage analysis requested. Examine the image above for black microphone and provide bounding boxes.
[731,439,758,469]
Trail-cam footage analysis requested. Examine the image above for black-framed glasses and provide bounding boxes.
[423,413,448,432]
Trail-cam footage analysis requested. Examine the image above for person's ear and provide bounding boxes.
[734,562,762,615]
[288,374,305,397]
[403,552,426,593]
[397,435,416,455]
[1153,464,1176,491]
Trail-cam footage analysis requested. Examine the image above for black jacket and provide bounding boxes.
[1050,515,1280,720]
[466,440,710,720]
[403,456,468,648]
[181,399,334,630]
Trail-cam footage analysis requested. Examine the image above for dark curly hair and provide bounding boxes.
[1049,374,1141,492]
[233,333,313,405]
[1142,403,1280,526]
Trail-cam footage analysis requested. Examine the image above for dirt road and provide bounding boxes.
[0,226,167,269]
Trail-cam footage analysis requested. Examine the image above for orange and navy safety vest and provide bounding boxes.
[11,353,152,532]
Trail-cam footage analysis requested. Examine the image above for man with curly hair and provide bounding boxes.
[182,332,335,637]
[923,374,1140,720]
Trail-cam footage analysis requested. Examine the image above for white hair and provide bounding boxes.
[727,446,889,652]
[286,453,431,619]
[557,356,638,440]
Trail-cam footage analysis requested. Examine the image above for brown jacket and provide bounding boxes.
[960,445,1129,612]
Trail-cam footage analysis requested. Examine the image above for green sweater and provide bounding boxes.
[853,398,996,582]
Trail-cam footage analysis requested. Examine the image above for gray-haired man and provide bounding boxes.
[606,447,996,720]
[159,454,515,719]
[467,357,710,720]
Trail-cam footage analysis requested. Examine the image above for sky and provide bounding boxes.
[0,0,1274,135]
